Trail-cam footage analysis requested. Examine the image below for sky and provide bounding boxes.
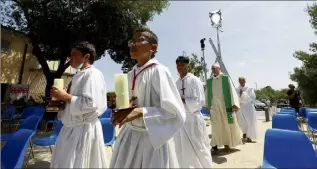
[94,1,315,91]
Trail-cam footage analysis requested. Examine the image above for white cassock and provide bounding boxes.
[174,73,212,168]
[50,66,108,168]
[208,73,242,148]
[110,59,186,168]
[236,85,258,140]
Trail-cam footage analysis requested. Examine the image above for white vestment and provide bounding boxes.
[174,73,212,168]
[51,66,108,168]
[110,59,186,168]
[236,85,258,140]
[208,73,242,147]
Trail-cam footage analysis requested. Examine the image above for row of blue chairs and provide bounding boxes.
[1,105,45,132]
[1,115,42,168]
[261,107,317,168]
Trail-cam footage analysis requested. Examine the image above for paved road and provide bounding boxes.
[26,111,270,168]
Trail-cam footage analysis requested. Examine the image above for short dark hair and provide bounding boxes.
[176,56,190,64]
[134,27,158,58]
[72,41,96,64]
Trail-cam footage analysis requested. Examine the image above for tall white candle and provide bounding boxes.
[52,79,64,100]
[114,74,129,109]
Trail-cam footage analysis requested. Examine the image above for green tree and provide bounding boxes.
[255,86,288,103]
[290,3,317,106]
[1,0,169,96]
[187,53,208,79]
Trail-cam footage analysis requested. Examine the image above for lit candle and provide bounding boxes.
[52,79,64,100]
[114,74,129,110]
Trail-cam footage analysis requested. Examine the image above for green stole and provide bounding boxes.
[206,74,234,124]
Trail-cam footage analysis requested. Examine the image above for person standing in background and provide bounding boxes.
[236,77,258,143]
[287,84,301,116]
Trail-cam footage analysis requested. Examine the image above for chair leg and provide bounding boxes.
[29,141,34,158]
[312,131,317,151]
[49,145,53,154]
[111,145,113,152]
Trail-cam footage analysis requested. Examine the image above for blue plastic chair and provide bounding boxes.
[1,106,17,132]
[307,111,317,151]
[33,120,63,154]
[272,114,300,131]
[261,128,317,168]
[99,109,112,119]
[1,115,41,142]
[15,106,45,120]
[1,129,35,169]
[201,107,210,117]
[100,118,115,151]
[280,107,295,112]
[277,111,297,118]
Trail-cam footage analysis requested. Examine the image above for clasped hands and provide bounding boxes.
[111,96,143,128]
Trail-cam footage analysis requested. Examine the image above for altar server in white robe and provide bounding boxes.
[236,77,258,142]
[50,41,108,168]
[174,56,212,168]
[206,63,242,154]
[110,27,186,168]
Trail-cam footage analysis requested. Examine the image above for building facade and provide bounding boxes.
[1,26,75,101]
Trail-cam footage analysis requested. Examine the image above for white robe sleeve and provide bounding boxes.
[240,88,256,104]
[70,70,107,116]
[184,77,205,113]
[143,67,186,149]
[229,78,240,109]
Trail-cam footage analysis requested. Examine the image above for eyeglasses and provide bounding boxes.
[128,36,150,47]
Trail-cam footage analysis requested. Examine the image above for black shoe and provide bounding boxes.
[212,146,219,155]
[243,134,247,139]
[246,138,252,142]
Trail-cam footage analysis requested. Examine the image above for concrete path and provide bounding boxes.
[4,111,272,168]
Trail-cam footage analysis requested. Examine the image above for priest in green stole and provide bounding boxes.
[206,62,242,154]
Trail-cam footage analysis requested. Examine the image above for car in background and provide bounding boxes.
[260,99,271,107]
[276,99,289,108]
[254,100,267,111]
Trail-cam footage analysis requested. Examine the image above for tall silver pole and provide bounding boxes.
[216,27,222,59]
[202,49,207,83]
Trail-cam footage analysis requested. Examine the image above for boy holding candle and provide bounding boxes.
[110,27,186,168]
[50,41,108,168]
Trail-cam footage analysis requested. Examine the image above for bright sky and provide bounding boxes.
[94,1,315,91]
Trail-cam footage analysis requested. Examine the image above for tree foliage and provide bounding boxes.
[255,86,288,103]
[290,3,317,106]
[187,53,208,80]
[1,0,169,96]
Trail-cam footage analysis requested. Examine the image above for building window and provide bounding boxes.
[1,39,11,53]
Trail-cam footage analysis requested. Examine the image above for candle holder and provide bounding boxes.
[113,96,138,113]
[46,98,66,112]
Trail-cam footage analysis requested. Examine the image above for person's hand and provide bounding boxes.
[51,87,68,101]
[111,107,143,128]
[232,105,239,112]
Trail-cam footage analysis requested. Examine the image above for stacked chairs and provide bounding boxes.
[1,105,17,132]
[33,120,63,154]
[261,129,317,168]
[99,118,115,151]
[1,129,36,169]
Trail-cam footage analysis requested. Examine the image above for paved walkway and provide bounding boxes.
[21,111,271,168]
